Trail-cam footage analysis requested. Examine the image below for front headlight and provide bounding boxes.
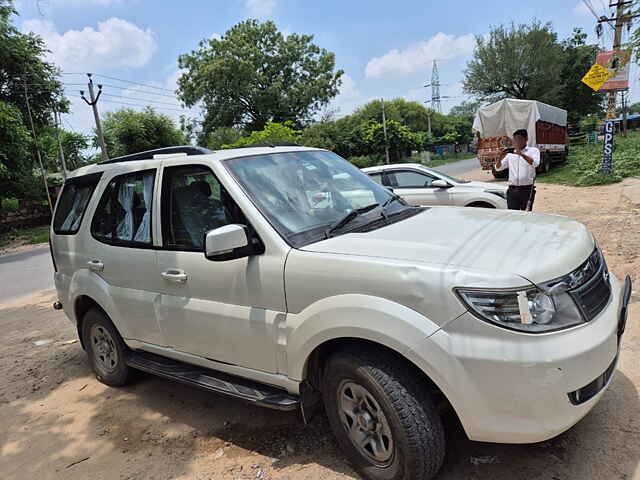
[455,281,584,333]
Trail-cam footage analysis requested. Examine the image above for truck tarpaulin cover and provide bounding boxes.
[472,99,567,146]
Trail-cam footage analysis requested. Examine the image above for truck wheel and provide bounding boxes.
[322,350,445,480]
[82,308,131,386]
[538,156,551,174]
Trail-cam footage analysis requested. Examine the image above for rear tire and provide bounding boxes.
[82,308,131,386]
[538,155,551,174]
[322,349,445,480]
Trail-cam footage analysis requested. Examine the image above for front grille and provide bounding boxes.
[568,354,617,405]
[569,250,612,321]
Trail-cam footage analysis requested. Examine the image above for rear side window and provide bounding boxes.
[91,169,156,246]
[53,173,102,235]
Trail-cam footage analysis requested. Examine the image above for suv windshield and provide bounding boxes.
[226,150,409,246]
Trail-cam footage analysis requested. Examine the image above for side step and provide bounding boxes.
[126,351,300,411]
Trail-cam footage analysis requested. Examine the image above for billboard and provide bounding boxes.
[596,50,631,91]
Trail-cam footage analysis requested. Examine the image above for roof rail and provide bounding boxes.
[99,146,214,165]
[238,142,301,148]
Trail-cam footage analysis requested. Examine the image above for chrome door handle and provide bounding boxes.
[87,259,104,272]
[161,269,188,283]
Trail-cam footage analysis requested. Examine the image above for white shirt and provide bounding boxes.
[495,146,540,186]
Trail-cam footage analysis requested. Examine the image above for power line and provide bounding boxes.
[101,92,184,108]
[95,83,179,99]
[68,94,187,113]
[91,73,176,93]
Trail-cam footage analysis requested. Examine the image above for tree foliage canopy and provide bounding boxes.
[464,22,603,123]
[0,0,66,126]
[178,19,343,133]
[464,21,563,104]
[100,108,186,158]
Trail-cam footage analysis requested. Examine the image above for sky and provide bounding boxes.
[12,0,639,137]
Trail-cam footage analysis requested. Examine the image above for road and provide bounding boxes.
[433,157,480,177]
[0,246,54,303]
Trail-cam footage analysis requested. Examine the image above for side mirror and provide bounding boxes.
[432,179,452,189]
[205,224,252,261]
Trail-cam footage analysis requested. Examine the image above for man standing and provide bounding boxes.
[494,129,540,210]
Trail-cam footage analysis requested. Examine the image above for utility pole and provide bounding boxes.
[52,106,68,180]
[605,0,629,120]
[81,73,109,162]
[381,98,390,164]
[23,82,54,215]
[621,89,628,136]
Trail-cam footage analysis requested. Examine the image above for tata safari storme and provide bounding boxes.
[51,145,632,480]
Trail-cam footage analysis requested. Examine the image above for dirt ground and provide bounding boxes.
[2,171,640,480]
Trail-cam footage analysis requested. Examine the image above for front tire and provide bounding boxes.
[82,308,131,386]
[322,350,445,480]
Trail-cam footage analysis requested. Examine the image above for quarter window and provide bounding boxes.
[91,170,156,246]
[161,165,233,250]
[53,173,102,235]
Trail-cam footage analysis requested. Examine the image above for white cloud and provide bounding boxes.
[574,1,591,15]
[22,17,156,72]
[244,0,277,17]
[210,32,222,41]
[365,32,475,78]
[329,74,375,117]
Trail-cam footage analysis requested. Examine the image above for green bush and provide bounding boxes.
[348,155,383,168]
[540,130,640,186]
[1,198,19,211]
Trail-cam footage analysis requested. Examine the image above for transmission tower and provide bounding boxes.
[431,60,441,113]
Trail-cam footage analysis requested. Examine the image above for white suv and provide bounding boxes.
[363,163,507,208]
[51,145,632,480]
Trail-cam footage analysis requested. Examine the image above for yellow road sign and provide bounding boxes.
[581,64,612,91]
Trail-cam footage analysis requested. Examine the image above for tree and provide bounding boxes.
[0,101,37,202]
[463,21,564,104]
[363,120,420,161]
[558,29,603,124]
[177,19,343,133]
[38,127,90,171]
[100,108,187,158]
[222,121,299,148]
[449,101,481,117]
[628,102,640,114]
[203,127,244,150]
[0,1,66,127]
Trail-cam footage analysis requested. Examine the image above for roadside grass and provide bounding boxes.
[0,225,50,249]
[538,130,640,186]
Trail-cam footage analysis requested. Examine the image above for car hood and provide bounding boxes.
[301,207,594,285]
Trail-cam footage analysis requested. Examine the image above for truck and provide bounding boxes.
[473,99,569,179]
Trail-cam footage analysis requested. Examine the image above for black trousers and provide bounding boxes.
[507,185,535,210]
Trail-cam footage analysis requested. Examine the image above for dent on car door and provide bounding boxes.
[88,168,166,346]
[154,163,285,373]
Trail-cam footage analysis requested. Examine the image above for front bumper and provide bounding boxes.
[407,274,632,444]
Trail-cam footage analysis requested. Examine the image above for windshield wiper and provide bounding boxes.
[325,203,380,237]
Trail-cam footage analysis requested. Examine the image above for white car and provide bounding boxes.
[50,145,631,480]
[363,163,507,208]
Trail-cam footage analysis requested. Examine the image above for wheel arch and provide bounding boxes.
[466,201,495,208]
[73,295,108,349]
